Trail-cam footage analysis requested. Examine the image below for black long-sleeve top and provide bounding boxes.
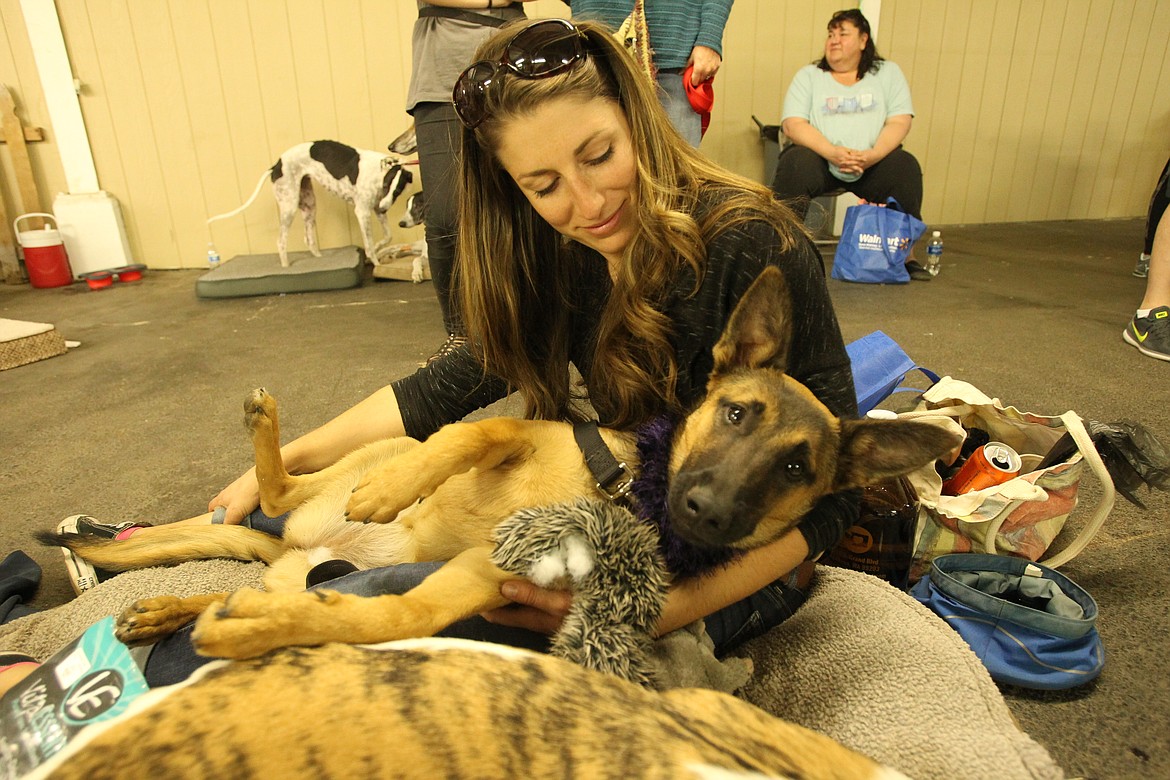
[392,218,859,559]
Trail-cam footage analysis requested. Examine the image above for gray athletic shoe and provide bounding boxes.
[55,515,149,595]
[1122,306,1170,362]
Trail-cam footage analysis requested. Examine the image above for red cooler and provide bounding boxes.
[14,213,73,288]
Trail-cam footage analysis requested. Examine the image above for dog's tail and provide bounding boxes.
[206,168,271,225]
[36,525,287,572]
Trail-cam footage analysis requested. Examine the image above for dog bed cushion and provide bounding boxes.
[0,562,1062,779]
[195,246,362,299]
[0,319,68,371]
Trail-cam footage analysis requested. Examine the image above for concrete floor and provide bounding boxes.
[2,219,1166,780]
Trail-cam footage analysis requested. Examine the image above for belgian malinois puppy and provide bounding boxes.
[44,266,959,661]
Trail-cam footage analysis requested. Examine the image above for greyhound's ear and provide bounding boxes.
[711,266,792,377]
[833,418,965,491]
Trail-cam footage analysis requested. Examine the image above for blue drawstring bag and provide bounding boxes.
[911,553,1104,690]
[846,330,939,415]
[831,198,927,284]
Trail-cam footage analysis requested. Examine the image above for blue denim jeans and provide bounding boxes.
[143,509,808,684]
[655,68,702,148]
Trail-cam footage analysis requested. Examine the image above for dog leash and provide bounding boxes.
[573,421,634,502]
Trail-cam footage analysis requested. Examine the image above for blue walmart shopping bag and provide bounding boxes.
[832,198,927,284]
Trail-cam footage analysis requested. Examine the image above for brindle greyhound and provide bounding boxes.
[43,267,960,660]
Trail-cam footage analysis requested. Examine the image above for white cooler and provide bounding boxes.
[52,191,134,276]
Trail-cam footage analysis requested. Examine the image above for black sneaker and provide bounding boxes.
[905,260,932,281]
[1122,306,1170,362]
[55,515,150,595]
[420,334,468,367]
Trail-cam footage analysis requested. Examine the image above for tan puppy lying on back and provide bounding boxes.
[45,267,960,663]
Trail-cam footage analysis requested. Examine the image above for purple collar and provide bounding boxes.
[630,416,739,578]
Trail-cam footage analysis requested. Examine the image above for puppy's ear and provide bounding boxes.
[833,418,964,491]
[711,267,792,377]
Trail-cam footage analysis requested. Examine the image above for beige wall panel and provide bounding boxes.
[4,0,1170,271]
[1107,6,1170,217]
[1085,2,1160,219]
[1066,0,1130,220]
[206,2,278,254]
[1020,0,1077,222]
[82,1,174,268]
[363,0,413,150]
[130,1,210,269]
[1007,1,1063,221]
[939,3,995,221]
[919,2,974,224]
[170,1,246,268]
[1045,0,1099,222]
[960,1,1018,223]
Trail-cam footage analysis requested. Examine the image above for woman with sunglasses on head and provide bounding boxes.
[134,18,859,685]
[395,18,857,648]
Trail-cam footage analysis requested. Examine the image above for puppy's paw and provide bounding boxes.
[191,588,342,659]
[345,471,419,524]
[244,388,278,433]
[116,595,207,647]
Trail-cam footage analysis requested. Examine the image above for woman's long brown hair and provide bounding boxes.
[456,20,806,430]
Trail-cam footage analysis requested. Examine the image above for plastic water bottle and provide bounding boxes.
[926,231,943,277]
[207,242,221,269]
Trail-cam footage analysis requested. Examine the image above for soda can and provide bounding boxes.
[941,441,1022,495]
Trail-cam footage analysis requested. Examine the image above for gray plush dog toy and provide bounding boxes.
[491,498,670,688]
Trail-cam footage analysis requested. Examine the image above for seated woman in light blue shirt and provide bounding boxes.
[771,9,928,278]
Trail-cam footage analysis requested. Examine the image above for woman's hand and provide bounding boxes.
[482,580,572,634]
[835,148,873,175]
[208,468,261,526]
[688,45,722,84]
[828,145,863,172]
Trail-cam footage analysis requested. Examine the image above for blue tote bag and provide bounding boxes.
[831,198,927,284]
[846,330,940,415]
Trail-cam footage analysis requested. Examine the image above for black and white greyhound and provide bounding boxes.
[207,140,413,267]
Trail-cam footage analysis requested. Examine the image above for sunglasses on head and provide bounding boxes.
[453,19,588,129]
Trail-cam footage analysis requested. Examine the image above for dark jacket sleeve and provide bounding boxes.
[391,345,511,440]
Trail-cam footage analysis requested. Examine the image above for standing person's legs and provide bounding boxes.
[1123,204,1170,362]
[1137,157,1170,277]
[770,145,841,221]
[413,102,463,337]
[849,147,924,220]
[654,69,702,147]
[1139,209,1170,311]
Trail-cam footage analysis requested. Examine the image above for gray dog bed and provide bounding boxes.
[0,562,1063,779]
[195,246,363,299]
